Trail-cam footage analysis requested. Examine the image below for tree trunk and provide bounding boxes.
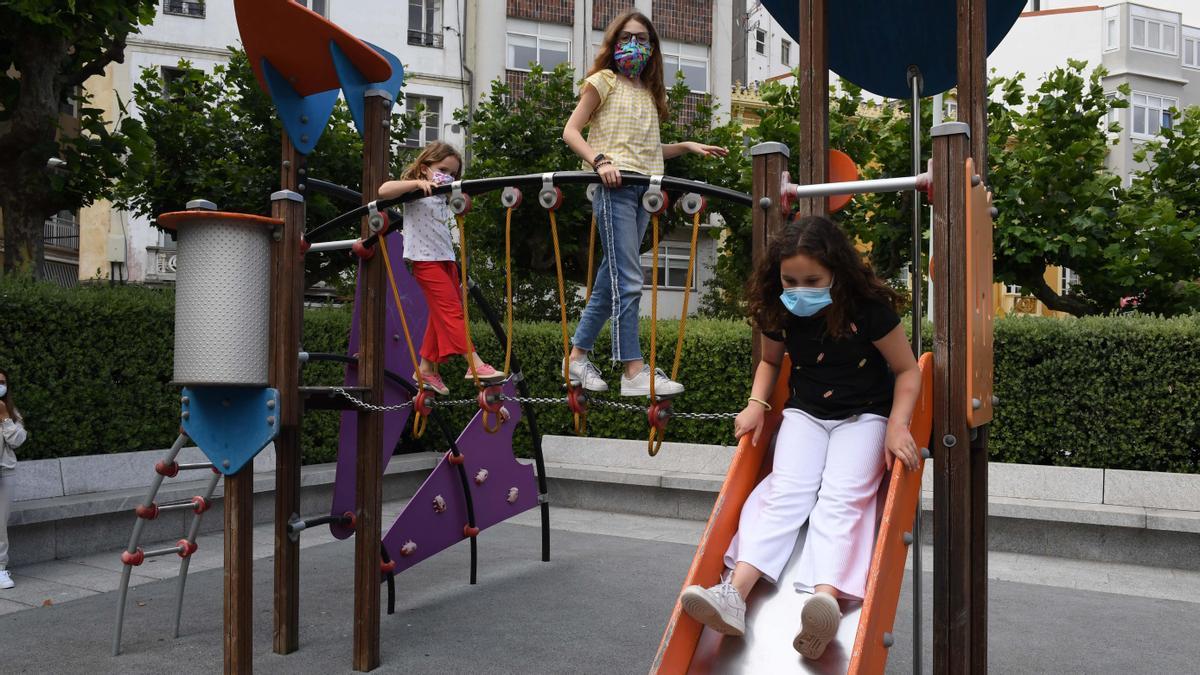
[1026,274,1096,317]
[0,196,49,279]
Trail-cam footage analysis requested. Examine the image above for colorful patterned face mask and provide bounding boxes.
[431,170,455,186]
[614,39,653,78]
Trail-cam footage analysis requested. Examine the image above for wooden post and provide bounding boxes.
[270,135,305,655]
[224,468,253,674]
[957,1,990,670]
[353,90,391,672]
[749,142,789,368]
[930,122,974,675]
[796,0,828,218]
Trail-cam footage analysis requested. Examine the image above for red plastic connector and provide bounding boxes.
[647,400,673,431]
[176,539,198,558]
[477,385,504,415]
[463,525,480,538]
[191,496,211,514]
[299,236,312,254]
[135,503,159,520]
[447,452,465,466]
[121,548,145,566]
[381,559,397,574]
[351,239,375,259]
[341,511,357,529]
[155,460,180,478]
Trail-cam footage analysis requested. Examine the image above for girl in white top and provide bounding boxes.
[378,142,503,395]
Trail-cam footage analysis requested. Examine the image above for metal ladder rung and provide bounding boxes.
[142,544,185,559]
[176,462,215,471]
[158,500,202,513]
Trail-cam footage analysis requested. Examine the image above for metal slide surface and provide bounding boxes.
[654,354,934,675]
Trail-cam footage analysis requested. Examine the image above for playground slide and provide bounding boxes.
[653,354,934,674]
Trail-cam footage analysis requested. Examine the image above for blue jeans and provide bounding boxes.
[572,185,650,362]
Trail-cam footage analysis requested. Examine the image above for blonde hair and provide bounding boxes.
[400,141,464,181]
[588,10,669,120]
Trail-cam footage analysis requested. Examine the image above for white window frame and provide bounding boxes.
[780,39,791,66]
[1104,92,1120,133]
[407,0,442,48]
[660,41,710,94]
[403,94,442,148]
[754,29,766,55]
[1130,5,1179,56]
[1184,27,1200,69]
[641,243,698,291]
[1103,6,1120,52]
[506,21,572,73]
[1130,91,1178,140]
[1005,283,1022,296]
[1060,268,1080,294]
[944,100,958,119]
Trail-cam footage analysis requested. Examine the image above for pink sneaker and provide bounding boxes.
[464,362,505,382]
[414,371,449,395]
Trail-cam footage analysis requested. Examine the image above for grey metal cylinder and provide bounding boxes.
[159,210,280,386]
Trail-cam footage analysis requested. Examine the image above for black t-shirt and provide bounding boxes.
[763,300,901,420]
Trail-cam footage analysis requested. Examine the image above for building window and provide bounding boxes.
[1130,6,1179,55]
[1060,268,1080,294]
[944,100,958,119]
[1131,92,1177,139]
[641,243,697,290]
[1103,6,1119,52]
[160,66,196,101]
[59,86,80,117]
[1005,283,1022,296]
[163,0,205,18]
[780,39,791,65]
[1104,93,1120,132]
[1184,32,1200,69]
[295,0,328,17]
[404,95,441,147]
[408,0,443,48]
[506,31,570,71]
[44,211,80,252]
[661,42,709,93]
[755,29,766,55]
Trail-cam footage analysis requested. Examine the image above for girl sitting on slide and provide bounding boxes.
[680,215,921,660]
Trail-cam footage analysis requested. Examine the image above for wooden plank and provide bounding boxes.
[931,126,972,675]
[271,133,305,656]
[353,91,391,673]
[958,0,989,178]
[749,144,788,369]
[224,468,253,674]
[970,426,989,674]
[796,0,828,218]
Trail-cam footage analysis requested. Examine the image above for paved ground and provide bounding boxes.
[0,505,1198,674]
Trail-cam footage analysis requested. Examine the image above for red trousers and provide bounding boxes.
[410,260,470,363]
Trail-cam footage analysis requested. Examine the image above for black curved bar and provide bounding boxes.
[380,547,396,615]
[306,170,753,242]
[306,178,405,241]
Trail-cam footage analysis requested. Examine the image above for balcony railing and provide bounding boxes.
[164,0,205,18]
[43,214,80,252]
[408,30,444,48]
[145,245,178,282]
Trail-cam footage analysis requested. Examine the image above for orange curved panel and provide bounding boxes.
[848,352,935,674]
[233,0,391,96]
[651,356,792,675]
[828,149,859,213]
[157,211,283,232]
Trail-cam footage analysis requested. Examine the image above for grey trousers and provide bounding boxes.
[0,468,12,569]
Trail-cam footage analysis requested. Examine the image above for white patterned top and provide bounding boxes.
[402,195,456,262]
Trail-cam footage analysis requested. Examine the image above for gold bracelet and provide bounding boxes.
[747,396,772,411]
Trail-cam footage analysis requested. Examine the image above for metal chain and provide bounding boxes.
[331,387,414,412]
[498,395,569,406]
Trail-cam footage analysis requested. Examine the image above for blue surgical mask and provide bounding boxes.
[780,285,833,317]
[0,384,7,398]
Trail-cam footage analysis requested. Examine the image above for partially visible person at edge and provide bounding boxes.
[560,9,728,397]
[0,368,29,590]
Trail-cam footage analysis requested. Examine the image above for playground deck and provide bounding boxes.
[1,507,1198,674]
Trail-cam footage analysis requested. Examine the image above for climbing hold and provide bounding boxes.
[400,540,417,557]
[432,495,447,513]
[506,487,519,504]
[474,468,489,485]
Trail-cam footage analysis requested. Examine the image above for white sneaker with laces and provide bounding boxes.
[620,365,684,397]
[793,591,841,660]
[680,581,746,636]
[0,570,14,589]
[565,357,609,392]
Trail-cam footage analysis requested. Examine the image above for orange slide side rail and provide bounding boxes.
[652,353,935,675]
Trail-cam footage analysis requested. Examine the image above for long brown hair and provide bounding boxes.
[587,10,669,120]
[747,216,901,338]
[400,141,464,181]
[0,368,21,423]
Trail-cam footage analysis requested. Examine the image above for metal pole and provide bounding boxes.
[908,66,924,675]
[785,175,923,200]
[306,239,358,253]
[930,94,943,325]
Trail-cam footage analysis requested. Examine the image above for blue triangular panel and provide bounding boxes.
[261,58,339,155]
[331,40,405,137]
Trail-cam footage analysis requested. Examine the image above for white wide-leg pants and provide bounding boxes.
[723,408,888,600]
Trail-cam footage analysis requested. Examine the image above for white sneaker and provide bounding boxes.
[0,570,14,589]
[620,365,684,397]
[564,357,609,392]
[680,582,746,636]
[793,591,841,660]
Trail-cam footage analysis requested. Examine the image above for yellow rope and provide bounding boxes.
[378,234,427,438]
[548,210,584,434]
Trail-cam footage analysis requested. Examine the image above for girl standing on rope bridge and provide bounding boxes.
[378,141,504,395]
[0,367,28,590]
[679,216,922,660]
[561,9,728,396]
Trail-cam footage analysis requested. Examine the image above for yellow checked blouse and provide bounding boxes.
[582,69,664,176]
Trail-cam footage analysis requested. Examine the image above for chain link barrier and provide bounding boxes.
[332,388,739,420]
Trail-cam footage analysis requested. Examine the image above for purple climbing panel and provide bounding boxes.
[330,230,427,538]
[382,379,539,574]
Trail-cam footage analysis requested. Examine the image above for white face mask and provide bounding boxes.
[0,384,7,398]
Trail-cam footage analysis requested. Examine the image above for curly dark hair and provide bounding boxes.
[746,216,901,338]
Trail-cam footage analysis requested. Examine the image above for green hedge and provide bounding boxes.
[1,279,1197,473]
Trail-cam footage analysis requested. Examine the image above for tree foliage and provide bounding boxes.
[114,49,420,290]
[0,0,157,277]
